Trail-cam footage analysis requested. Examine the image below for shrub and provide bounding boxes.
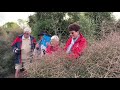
[25,32,120,78]
[0,27,23,78]
[79,32,120,78]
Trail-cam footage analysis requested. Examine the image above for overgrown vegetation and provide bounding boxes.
[23,32,120,78]
[0,23,23,78]
[1,12,120,78]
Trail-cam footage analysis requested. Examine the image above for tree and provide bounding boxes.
[17,19,28,29]
[67,12,80,23]
[28,14,36,29]
[28,12,68,40]
[84,12,113,39]
[2,22,21,34]
[1,22,23,43]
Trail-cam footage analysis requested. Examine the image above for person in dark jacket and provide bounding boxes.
[11,27,36,78]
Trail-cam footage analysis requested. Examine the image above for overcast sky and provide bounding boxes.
[112,12,120,20]
[0,12,120,26]
[0,12,35,26]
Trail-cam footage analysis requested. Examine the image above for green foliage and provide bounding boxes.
[0,22,23,78]
[2,22,21,34]
[0,27,7,40]
[28,12,113,42]
[0,39,15,77]
[28,14,36,29]
[0,12,117,78]
[78,15,96,44]
[29,12,69,41]
[84,12,113,39]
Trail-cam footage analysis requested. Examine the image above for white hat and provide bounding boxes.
[24,27,31,33]
[51,35,59,42]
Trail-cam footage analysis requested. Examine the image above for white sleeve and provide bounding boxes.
[41,45,46,51]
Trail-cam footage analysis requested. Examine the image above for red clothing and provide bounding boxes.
[46,44,61,54]
[64,34,87,59]
[11,34,36,64]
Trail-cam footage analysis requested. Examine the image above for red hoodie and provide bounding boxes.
[64,33,87,59]
[46,44,61,54]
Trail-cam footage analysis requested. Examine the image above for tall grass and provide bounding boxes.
[25,32,120,78]
[82,32,120,78]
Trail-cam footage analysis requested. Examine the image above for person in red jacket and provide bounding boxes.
[46,35,61,54]
[11,27,36,78]
[64,23,87,59]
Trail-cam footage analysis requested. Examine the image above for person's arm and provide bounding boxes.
[11,37,19,54]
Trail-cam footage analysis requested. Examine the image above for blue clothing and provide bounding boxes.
[38,34,51,49]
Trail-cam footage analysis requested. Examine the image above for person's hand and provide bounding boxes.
[35,43,39,50]
[36,43,39,48]
[14,48,21,54]
[15,48,19,53]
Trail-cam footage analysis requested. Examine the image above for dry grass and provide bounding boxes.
[80,32,120,78]
[23,32,120,78]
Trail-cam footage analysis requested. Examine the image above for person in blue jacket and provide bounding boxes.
[34,31,51,57]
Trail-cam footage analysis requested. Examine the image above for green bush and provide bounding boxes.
[0,39,14,77]
[0,27,23,78]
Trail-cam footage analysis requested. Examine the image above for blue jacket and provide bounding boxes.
[38,34,51,49]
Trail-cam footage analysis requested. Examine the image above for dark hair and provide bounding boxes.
[38,33,44,36]
[38,30,47,36]
[38,30,52,37]
[68,23,80,32]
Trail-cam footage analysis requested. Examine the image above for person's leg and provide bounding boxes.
[21,62,28,77]
[15,64,22,78]
[15,69,20,78]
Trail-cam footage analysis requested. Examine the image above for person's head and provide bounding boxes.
[38,30,48,40]
[23,27,31,38]
[38,33,44,40]
[50,35,59,46]
[68,23,80,39]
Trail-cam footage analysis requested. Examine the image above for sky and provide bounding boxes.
[0,12,120,26]
[0,12,35,26]
[112,12,120,20]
